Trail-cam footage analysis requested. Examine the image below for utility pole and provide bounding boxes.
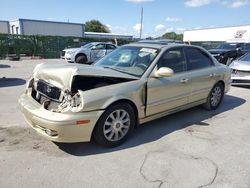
[139,7,143,39]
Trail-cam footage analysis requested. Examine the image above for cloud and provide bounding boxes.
[155,24,166,32]
[133,23,143,33]
[222,0,250,8]
[176,28,186,34]
[125,0,154,3]
[166,17,182,22]
[165,27,175,33]
[185,0,213,7]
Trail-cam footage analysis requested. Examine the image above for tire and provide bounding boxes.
[203,82,224,110]
[76,55,87,64]
[93,103,135,147]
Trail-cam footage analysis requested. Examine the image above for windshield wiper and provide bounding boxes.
[103,66,125,73]
[103,66,138,77]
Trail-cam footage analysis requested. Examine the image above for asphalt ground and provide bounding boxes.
[0,59,250,188]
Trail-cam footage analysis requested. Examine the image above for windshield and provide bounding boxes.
[239,53,250,62]
[215,43,239,50]
[81,43,95,49]
[95,46,159,77]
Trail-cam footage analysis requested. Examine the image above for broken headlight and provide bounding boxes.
[57,90,84,113]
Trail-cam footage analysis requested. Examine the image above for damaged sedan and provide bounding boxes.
[19,43,231,147]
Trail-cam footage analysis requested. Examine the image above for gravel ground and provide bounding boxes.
[0,59,250,188]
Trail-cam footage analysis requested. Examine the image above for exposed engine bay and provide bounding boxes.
[29,76,135,113]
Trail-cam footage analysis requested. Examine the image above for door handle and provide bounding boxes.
[180,78,189,83]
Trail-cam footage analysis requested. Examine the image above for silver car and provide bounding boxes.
[62,42,117,64]
[19,43,231,147]
[230,52,250,86]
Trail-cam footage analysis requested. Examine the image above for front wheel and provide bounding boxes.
[93,103,135,147]
[203,82,224,110]
[76,55,87,64]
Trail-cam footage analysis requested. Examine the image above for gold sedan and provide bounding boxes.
[19,43,231,147]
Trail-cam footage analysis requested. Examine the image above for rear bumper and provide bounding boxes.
[18,93,104,143]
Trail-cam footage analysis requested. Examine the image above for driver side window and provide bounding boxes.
[158,48,186,73]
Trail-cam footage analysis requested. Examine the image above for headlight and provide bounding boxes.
[66,50,76,55]
[57,90,84,113]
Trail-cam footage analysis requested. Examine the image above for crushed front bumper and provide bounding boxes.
[19,93,104,143]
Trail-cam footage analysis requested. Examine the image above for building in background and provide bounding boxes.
[85,32,133,40]
[0,20,10,34]
[9,18,85,37]
[184,25,250,43]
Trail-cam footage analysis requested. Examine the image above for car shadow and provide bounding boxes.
[0,78,26,87]
[0,64,11,68]
[55,94,245,156]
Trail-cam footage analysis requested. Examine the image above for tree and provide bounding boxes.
[162,32,183,41]
[85,20,110,33]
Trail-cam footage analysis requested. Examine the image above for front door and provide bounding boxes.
[146,47,191,116]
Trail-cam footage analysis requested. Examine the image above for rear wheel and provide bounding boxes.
[93,103,135,147]
[203,82,224,110]
[76,55,87,64]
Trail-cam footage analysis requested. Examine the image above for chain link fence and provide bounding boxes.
[0,34,133,59]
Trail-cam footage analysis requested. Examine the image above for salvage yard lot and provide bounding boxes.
[0,59,250,188]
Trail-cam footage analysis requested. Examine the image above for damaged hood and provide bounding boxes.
[33,63,138,90]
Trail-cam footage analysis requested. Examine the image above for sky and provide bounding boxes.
[0,0,250,38]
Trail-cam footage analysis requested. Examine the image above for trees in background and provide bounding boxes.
[85,20,110,33]
[162,32,183,41]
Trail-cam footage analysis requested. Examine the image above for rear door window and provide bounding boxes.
[106,44,116,50]
[185,47,214,71]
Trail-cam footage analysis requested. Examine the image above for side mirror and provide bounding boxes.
[154,67,174,78]
[236,47,242,52]
[91,46,97,50]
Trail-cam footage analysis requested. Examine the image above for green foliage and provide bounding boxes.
[162,32,183,41]
[0,33,132,59]
[85,20,110,33]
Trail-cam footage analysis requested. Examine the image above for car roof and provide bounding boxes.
[123,42,190,50]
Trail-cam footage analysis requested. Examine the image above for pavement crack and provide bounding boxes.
[140,149,219,188]
[139,151,165,187]
[198,158,219,188]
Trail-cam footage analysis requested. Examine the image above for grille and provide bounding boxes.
[61,51,66,57]
[232,79,250,83]
[36,80,61,101]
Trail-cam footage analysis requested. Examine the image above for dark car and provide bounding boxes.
[209,43,250,65]
[138,39,184,45]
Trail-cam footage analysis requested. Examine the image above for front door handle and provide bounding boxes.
[180,78,189,84]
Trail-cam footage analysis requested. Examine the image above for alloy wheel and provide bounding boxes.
[103,109,131,142]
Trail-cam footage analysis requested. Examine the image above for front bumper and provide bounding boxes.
[231,76,250,86]
[19,93,104,143]
[63,53,74,62]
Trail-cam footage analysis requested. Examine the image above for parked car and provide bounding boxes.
[230,52,250,85]
[61,42,117,64]
[209,42,250,65]
[19,43,231,147]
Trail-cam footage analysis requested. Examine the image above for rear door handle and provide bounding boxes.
[180,78,189,83]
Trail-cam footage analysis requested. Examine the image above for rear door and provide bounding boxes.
[184,47,218,103]
[146,47,191,116]
[106,44,117,54]
[90,43,107,62]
